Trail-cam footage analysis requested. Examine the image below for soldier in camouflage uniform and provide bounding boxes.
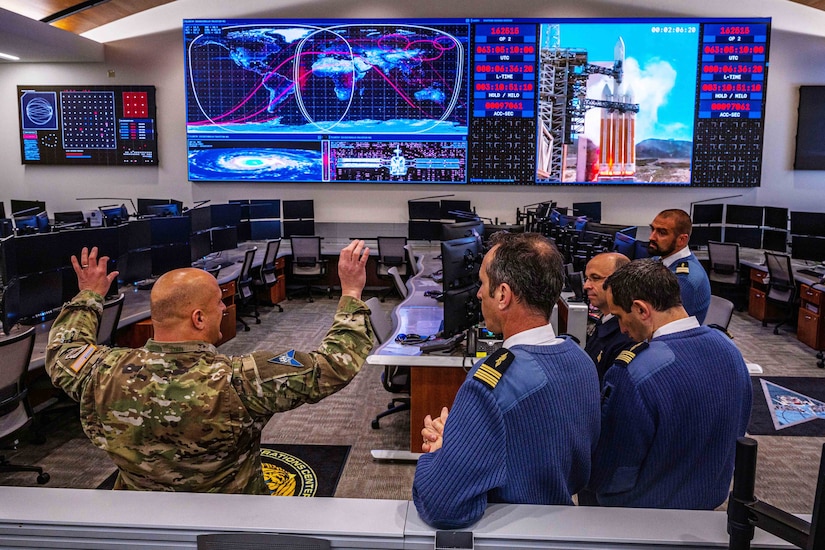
[46,241,374,494]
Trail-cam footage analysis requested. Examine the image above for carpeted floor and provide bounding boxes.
[3,296,825,515]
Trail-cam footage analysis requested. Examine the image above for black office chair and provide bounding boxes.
[763,251,798,335]
[704,295,735,333]
[287,236,329,302]
[197,533,330,550]
[251,238,283,312]
[97,293,125,346]
[236,247,260,331]
[365,297,410,429]
[376,237,408,302]
[0,327,50,484]
[707,240,745,309]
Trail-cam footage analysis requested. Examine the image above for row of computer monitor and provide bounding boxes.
[692,203,825,238]
[689,226,825,262]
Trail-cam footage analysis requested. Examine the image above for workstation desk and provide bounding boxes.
[367,243,589,455]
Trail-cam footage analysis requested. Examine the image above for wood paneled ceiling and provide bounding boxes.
[0,0,824,36]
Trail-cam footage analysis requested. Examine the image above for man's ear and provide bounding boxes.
[633,300,653,319]
[192,308,206,330]
[497,282,512,309]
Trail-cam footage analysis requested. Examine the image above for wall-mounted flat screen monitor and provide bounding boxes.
[688,226,722,249]
[572,201,602,222]
[792,235,825,263]
[794,86,825,170]
[210,203,242,228]
[282,200,314,220]
[691,203,724,225]
[790,211,825,237]
[724,226,762,249]
[17,85,158,166]
[408,201,442,221]
[763,206,788,230]
[183,17,770,187]
[762,229,787,252]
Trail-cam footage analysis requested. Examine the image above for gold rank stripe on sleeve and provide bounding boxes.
[615,349,636,365]
[474,364,503,388]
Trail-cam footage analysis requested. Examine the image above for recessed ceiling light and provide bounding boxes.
[0,52,20,61]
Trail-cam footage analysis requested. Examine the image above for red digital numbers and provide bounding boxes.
[719,26,751,35]
[710,102,751,111]
[489,26,521,35]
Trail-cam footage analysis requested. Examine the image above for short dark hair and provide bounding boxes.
[657,208,693,237]
[604,259,682,313]
[485,232,563,318]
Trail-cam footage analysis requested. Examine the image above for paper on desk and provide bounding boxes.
[746,362,763,375]
[378,343,423,356]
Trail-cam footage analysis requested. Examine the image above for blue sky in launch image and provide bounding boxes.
[542,21,699,144]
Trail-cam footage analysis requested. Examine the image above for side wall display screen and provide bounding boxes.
[183,17,770,186]
[17,85,158,165]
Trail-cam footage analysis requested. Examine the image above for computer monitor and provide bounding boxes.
[0,219,12,238]
[535,202,555,220]
[116,248,153,284]
[187,206,212,233]
[791,235,825,262]
[725,204,763,226]
[762,229,788,252]
[763,207,789,230]
[147,203,181,217]
[151,243,192,276]
[634,240,651,260]
[250,219,282,240]
[17,270,63,324]
[408,200,441,220]
[724,227,762,249]
[790,211,825,237]
[13,215,38,234]
[566,271,585,303]
[35,211,50,233]
[440,200,472,220]
[441,236,483,290]
[210,203,242,228]
[283,219,315,237]
[13,232,66,275]
[150,216,191,246]
[441,282,481,338]
[100,204,129,226]
[0,235,17,288]
[408,220,442,241]
[282,200,314,220]
[124,219,152,250]
[572,201,602,222]
[137,198,183,217]
[248,200,281,219]
[211,226,238,252]
[10,199,46,217]
[441,220,484,241]
[189,230,213,262]
[691,203,724,225]
[689,226,723,250]
[0,203,4,219]
[54,211,86,225]
[612,232,637,259]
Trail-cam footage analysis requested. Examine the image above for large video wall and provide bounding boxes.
[183,17,770,186]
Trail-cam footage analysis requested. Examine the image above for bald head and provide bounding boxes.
[150,268,225,343]
[584,252,630,313]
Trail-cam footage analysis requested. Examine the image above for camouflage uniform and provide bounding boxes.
[46,290,373,494]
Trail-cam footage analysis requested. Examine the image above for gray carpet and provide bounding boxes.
[3,298,824,513]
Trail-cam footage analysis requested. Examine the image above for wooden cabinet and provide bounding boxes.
[217,280,236,346]
[798,284,825,350]
[256,257,286,305]
[747,268,783,322]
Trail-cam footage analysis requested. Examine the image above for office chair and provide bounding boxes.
[197,533,330,550]
[236,247,260,331]
[376,237,408,302]
[97,293,125,346]
[406,245,419,276]
[703,295,735,332]
[763,251,798,335]
[287,236,329,303]
[388,266,408,300]
[252,238,283,312]
[0,326,50,484]
[707,240,745,309]
[365,297,410,429]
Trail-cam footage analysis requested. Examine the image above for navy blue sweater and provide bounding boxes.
[669,252,711,324]
[412,339,600,529]
[589,326,751,509]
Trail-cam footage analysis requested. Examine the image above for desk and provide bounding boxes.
[368,243,589,454]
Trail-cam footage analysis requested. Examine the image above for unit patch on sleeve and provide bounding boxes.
[473,347,514,390]
[267,350,303,367]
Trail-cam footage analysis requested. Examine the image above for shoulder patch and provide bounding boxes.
[473,347,514,390]
[64,344,97,373]
[675,261,690,275]
[267,350,303,367]
[613,341,649,368]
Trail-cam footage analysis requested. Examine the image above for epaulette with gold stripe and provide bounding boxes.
[613,341,649,368]
[473,347,514,390]
[675,261,690,275]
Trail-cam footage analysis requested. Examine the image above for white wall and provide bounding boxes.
[1,0,824,229]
